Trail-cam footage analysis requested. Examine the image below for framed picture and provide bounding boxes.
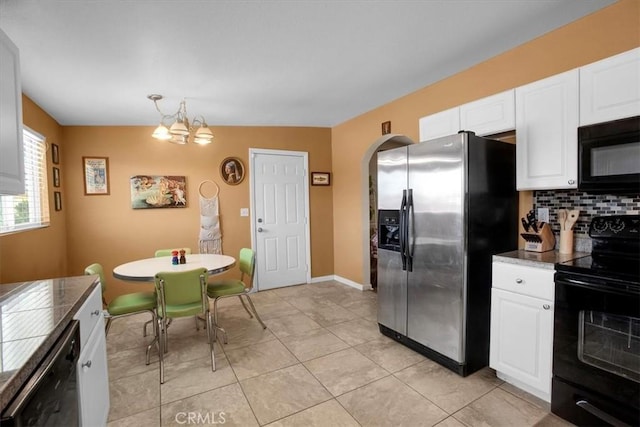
[54,191,62,211]
[51,143,59,164]
[130,175,187,209]
[311,172,331,186]
[381,121,391,135]
[220,157,245,185]
[83,157,110,195]
[53,167,60,188]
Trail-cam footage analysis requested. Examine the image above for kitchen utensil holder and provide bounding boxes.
[559,229,574,254]
[521,223,555,252]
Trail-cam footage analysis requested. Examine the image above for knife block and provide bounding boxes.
[521,223,555,252]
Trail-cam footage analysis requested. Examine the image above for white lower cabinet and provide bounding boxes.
[74,284,109,426]
[77,320,109,426]
[490,262,554,402]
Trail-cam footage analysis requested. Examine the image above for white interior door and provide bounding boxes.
[250,149,310,290]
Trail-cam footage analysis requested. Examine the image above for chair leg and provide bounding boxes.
[244,295,267,330]
[159,316,166,384]
[213,298,228,344]
[145,311,158,365]
[206,310,216,372]
[194,315,200,331]
[104,317,113,336]
[238,295,253,318]
[142,319,152,337]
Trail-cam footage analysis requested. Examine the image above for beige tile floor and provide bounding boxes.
[105,281,574,427]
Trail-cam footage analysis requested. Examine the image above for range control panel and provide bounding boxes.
[589,215,640,239]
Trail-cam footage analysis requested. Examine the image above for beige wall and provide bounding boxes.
[331,0,640,284]
[0,96,67,284]
[60,126,333,301]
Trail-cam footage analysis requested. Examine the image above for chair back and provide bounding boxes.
[84,263,107,301]
[238,248,256,290]
[154,248,192,257]
[154,268,208,318]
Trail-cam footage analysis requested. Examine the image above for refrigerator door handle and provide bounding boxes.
[407,189,414,272]
[399,190,407,271]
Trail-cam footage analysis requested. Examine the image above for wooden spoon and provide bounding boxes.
[566,209,580,230]
[558,209,568,231]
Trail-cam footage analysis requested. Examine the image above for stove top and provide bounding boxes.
[555,215,640,287]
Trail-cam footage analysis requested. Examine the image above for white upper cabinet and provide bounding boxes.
[516,69,579,191]
[460,90,515,136]
[580,48,640,126]
[0,28,24,195]
[418,107,460,142]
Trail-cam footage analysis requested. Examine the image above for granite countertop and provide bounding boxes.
[493,249,591,269]
[0,275,99,411]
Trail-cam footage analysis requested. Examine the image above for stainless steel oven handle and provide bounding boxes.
[576,400,631,427]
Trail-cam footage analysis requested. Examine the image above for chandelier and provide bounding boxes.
[147,94,214,145]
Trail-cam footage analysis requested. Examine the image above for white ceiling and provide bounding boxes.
[0,0,615,127]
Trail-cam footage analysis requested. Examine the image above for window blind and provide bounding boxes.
[0,127,50,234]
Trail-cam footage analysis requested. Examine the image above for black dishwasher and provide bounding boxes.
[1,320,80,426]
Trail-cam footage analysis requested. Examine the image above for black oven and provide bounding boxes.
[553,215,640,426]
[1,320,80,426]
[578,115,640,194]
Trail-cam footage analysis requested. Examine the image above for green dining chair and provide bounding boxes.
[154,268,214,384]
[84,263,158,364]
[207,248,266,344]
[154,248,192,257]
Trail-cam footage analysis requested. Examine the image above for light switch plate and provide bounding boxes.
[537,207,549,223]
[240,208,249,217]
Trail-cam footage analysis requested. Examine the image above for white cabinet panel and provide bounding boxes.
[490,288,553,401]
[73,284,103,349]
[516,70,579,190]
[580,48,640,126]
[77,319,109,427]
[418,107,460,141]
[460,90,515,136]
[0,28,24,195]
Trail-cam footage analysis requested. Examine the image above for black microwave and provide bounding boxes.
[578,115,640,193]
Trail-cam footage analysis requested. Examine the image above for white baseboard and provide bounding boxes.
[310,275,372,291]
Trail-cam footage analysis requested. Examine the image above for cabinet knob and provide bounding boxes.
[82,360,92,369]
[91,310,100,316]
[543,304,551,310]
[568,179,575,185]
[515,278,523,284]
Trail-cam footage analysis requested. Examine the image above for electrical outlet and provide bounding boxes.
[537,207,549,223]
[240,208,249,217]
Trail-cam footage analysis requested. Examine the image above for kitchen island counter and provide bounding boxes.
[0,275,99,411]
[493,249,590,270]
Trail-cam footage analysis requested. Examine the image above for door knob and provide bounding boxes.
[257,227,263,232]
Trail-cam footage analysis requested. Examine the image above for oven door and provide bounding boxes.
[553,272,639,426]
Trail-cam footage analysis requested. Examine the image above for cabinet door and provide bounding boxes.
[0,29,24,195]
[580,48,640,126]
[418,107,460,141]
[490,288,553,400]
[77,322,110,427]
[460,90,515,136]
[516,70,579,190]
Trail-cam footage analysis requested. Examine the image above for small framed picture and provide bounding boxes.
[51,143,59,164]
[53,167,60,188]
[54,191,62,211]
[83,156,110,195]
[381,121,391,135]
[220,157,245,185]
[311,172,331,186]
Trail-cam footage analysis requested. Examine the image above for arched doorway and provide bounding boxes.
[360,134,414,290]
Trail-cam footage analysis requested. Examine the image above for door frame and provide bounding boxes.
[249,148,311,290]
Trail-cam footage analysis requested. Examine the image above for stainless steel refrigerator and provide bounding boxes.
[377,131,517,376]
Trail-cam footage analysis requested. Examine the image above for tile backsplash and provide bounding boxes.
[533,190,640,250]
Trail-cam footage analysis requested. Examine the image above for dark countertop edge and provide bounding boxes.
[493,249,591,270]
[0,277,100,412]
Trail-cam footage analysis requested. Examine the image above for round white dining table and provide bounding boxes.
[113,254,236,282]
